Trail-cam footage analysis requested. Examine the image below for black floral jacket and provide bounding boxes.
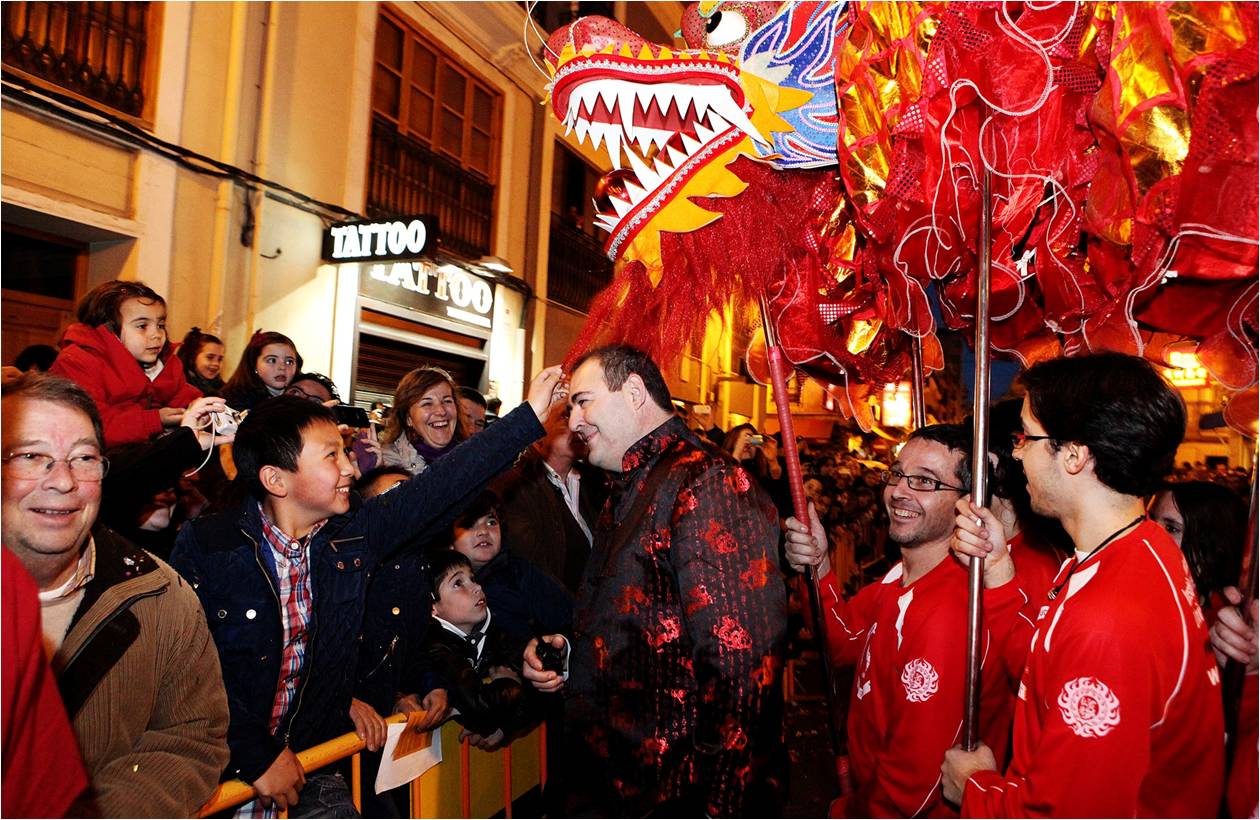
[565,417,787,817]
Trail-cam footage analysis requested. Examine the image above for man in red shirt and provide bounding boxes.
[943,352,1225,817]
[785,424,1020,817]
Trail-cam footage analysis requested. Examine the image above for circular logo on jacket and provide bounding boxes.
[1057,676,1121,738]
[901,658,939,702]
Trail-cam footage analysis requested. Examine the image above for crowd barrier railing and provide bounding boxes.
[198,713,545,818]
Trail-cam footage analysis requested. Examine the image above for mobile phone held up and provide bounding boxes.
[331,404,371,428]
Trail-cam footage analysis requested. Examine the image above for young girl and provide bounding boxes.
[221,330,301,410]
[177,327,226,396]
[51,280,202,446]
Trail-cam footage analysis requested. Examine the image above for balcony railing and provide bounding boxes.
[2,2,150,117]
[367,114,495,261]
[547,212,614,312]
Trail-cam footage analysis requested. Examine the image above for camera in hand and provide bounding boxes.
[331,404,370,428]
[209,407,244,436]
[535,637,565,674]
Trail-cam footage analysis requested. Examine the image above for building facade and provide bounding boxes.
[2,1,681,412]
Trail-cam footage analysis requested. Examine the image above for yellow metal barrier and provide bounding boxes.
[199,714,545,818]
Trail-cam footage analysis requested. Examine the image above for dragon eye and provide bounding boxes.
[704,10,748,48]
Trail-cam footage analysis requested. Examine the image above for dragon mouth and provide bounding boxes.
[551,52,765,254]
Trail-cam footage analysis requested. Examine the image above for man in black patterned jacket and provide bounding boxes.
[524,345,787,818]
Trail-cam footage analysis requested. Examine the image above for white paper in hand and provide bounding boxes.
[375,714,443,794]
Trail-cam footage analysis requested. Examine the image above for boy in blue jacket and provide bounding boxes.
[171,367,562,816]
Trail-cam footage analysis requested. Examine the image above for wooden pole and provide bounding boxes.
[964,169,994,751]
[758,295,849,786]
[911,336,927,430]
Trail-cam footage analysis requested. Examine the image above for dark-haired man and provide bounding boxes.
[942,352,1224,817]
[458,386,488,433]
[492,401,606,593]
[1,374,229,816]
[784,424,1019,818]
[171,367,564,816]
[523,344,786,817]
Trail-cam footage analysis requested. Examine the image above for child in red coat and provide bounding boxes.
[51,280,202,447]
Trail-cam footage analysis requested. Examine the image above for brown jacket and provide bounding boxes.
[55,526,229,817]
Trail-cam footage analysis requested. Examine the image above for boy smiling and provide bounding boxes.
[172,367,563,816]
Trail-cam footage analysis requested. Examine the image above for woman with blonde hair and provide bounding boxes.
[380,365,468,474]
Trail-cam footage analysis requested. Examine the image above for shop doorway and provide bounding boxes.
[1,228,86,365]
[353,332,486,409]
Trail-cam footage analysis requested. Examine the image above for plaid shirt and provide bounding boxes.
[258,505,323,733]
[238,506,323,819]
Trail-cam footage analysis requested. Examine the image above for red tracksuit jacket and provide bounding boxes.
[821,557,1020,817]
[963,520,1225,817]
[51,323,201,447]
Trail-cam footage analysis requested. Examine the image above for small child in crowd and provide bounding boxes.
[51,279,202,447]
[422,551,533,749]
[178,327,227,396]
[222,330,301,410]
[451,492,573,648]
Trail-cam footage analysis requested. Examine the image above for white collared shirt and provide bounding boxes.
[543,462,593,544]
[38,537,97,656]
[434,610,492,665]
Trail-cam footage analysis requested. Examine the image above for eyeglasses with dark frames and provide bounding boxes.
[1010,432,1054,449]
[879,469,965,493]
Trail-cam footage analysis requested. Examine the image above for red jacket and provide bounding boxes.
[1006,530,1067,603]
[963,520,1225,818]
[1227,673,1257,819]
[2,548,88,817]
[820,557,1021,818]
[51,323,201,446]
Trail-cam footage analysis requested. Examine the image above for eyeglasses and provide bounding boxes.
[3,452,110,481]
[1010,432,1054,449]
[284,386,326,402]
[879,469,965,493]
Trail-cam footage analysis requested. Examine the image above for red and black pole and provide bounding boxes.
[758,294,851,789]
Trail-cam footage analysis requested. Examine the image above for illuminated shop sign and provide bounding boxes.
[359,260,494,330]
[1162,351,1209,388]
[322,216,437,263]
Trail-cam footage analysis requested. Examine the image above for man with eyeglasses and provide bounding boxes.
[784,423,1022,818]
[1,373,229,816]
[941,352,1223,817]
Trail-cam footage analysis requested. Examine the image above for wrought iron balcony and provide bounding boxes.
[547,212,614,312]
[367,114,494,261]
[2,2,149,117]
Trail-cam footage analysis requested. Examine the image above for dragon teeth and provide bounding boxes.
[709,95,768,145]
[605,128,623,168]
[625,149,659,191]
[608,194,633,218]
[622,178,649,204]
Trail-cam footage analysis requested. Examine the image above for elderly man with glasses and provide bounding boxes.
[1,374,228,817]
[784,423,1025,818]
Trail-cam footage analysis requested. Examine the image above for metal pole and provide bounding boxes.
[910,335,927,430]
[758,295,849,783]
[964,169,994,751]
